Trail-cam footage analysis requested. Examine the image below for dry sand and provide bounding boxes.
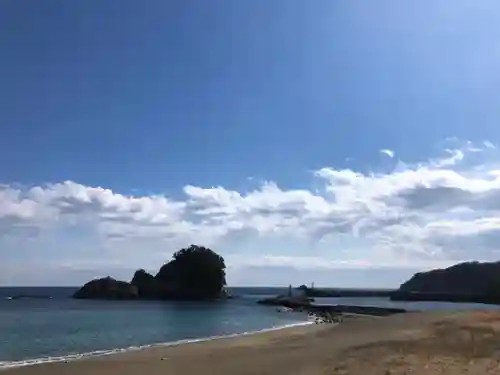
[5,311,500,375]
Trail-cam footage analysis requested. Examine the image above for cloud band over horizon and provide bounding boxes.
[2,140,500,286]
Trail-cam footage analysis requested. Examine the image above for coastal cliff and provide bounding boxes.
[73,245,227,301]
[391,261,500,304]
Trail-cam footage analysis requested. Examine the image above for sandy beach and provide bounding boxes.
[5,311,500,375]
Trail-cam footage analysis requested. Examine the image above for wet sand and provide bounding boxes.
[5,311,500,375]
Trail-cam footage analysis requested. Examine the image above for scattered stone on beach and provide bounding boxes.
[311,312,346,324]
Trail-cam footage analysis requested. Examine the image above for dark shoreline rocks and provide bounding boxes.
[257,295,314,308]
[257,295,406,317]
[307,304,406,316]
[297,285,394,298]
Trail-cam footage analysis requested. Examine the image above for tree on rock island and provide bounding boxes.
[73,244,227,300]
[156,245,227,300]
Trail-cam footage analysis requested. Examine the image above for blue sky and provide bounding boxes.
[2,1,500,287]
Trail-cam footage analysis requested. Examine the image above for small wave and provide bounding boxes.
[0,321,313,370]
[2,296,52,300]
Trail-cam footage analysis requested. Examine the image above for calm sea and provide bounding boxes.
[1,286,499,368]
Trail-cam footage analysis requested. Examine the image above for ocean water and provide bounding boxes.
[0,287,307,366]
[1,287,500,368]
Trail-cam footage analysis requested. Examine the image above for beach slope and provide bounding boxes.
[6,311,500,375]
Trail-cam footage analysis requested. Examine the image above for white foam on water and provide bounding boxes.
[0,321,313,370]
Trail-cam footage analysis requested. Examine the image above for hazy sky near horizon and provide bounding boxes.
[2,1,500,287]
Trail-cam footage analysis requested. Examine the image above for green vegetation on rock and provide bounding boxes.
[392,261,500,304]
[73,245,227,301]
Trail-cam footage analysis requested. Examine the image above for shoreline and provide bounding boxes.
[5,311,500,375]
[0,319,315,370]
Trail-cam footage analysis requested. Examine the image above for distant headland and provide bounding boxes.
[390,261,500,304]
[258,261,500,309]
[295,260,500,305]
[294,261,500,305]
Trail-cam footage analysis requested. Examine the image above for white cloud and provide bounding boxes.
[380,149,395,158]
[484,141,496,149]
[2,141,500,284]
